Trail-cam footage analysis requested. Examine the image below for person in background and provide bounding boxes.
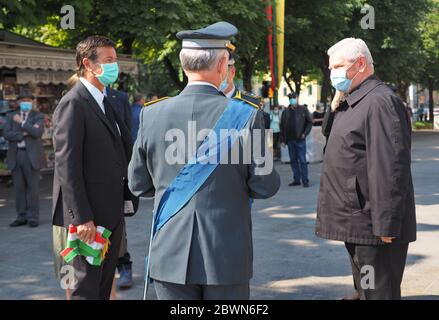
[131,93,145,143]
[280,92,312,188]
[270,105,282,160]
[4,90,45,228]
[312,104,325,127]
[418,103,425,121]
[147,93,159,102]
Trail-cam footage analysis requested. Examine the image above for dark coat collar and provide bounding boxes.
[346,74,384,108]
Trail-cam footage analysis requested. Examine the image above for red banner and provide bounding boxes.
[266,3,276,90]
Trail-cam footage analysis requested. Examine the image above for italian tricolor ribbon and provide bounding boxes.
[60,224,112,266]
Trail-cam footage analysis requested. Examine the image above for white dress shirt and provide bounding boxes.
[79,77,120,135]
[186,81,219,90]
[17,111,29,148]
[79,77,105,114]
[225,84,236,99]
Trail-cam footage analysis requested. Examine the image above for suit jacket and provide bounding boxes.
[106,87,139,216]
[3,110,45,170]
[106,87,132,134]
[128,84,280,285]
[52,81,133,230]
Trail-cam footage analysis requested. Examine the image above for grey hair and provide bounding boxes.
[328,38,374,71]
[179,48,227,72]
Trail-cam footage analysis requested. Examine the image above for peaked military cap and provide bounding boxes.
[177,21,238,52]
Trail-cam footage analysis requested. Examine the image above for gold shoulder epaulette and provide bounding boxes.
[233,95,260,109]
[144,97,169,107]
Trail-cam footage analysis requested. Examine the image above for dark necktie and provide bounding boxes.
[103,97,119,136]
[22,112,27,122]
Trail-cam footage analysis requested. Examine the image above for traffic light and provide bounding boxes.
[262,81,271,98]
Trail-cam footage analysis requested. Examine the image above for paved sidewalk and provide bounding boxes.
[0,132,438,300]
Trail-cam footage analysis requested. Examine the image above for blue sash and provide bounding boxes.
[152,98,257,236]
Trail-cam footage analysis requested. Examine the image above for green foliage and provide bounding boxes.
[2,0,437,98]
[413,121,434,129]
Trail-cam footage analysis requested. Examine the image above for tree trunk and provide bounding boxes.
[294,77,302,97]
[283,73,295,93]
[396,82,409,103]
[163,56,186,90]
[319,65,331,109]
[242,60,254,92]
[121,36,134,55]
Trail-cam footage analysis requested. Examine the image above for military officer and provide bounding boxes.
[220,52,263,107]
[128,21,280,300]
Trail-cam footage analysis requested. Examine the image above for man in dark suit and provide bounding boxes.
[105,86,135,289]
[4,90,44,228]
[52,35,134,299]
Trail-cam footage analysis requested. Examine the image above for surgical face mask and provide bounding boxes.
[219,69,229,92]
[95,62,119,86]
[219,79,229,92]
[289,98,297,105]
[330,59,359,93]
[20,101,32,112]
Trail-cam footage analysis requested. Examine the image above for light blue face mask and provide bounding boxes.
[219,70,229,92]
[20,101,32,112]
[330,60,359,93]
[289,98,297,105]
[96,62,119,86]
[219,79,228,92]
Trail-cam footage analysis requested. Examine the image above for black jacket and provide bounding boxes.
[106,87,132,134]
[52,81,133,230]
[3,110,45,170]
[280,104,312,142]
[315,75,416,245]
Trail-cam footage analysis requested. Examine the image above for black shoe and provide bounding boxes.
[10,219,27,227]
[303,182,310,188]
[288,181,301,186]
[117,263,133,289]
[28,221,39,228]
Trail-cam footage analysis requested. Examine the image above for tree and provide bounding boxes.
[283,0,352,104]
[346,0,430,101]
[419,0,439,122]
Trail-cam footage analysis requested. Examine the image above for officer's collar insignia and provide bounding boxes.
[144,97,169,107]
[232,95,260,109]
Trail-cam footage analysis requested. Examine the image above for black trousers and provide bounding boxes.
[345,242,409,300]
[70,218,123,300]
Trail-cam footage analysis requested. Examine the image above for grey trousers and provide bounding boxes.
[345,242,409,300]
[154,279,250,300]
[12,149,40,222]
